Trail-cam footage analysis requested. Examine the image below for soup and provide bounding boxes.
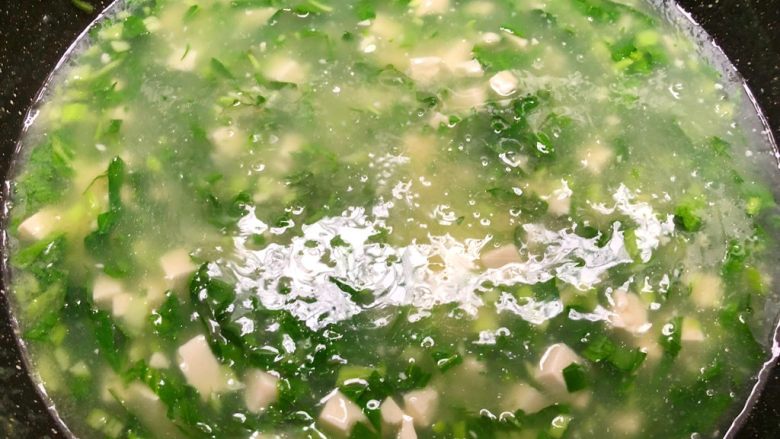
[6,0,780,438]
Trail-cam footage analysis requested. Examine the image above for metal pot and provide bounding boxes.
[0,1,777,437]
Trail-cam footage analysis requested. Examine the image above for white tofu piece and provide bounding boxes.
[609,290,650,334]
[547,195,571,217]
[465,1,495,16]
[689,272,723,308]
[546,180,573,217]
[142,16,161,33]
[403,388,438,427]
[636,332,663,363]
[502,382,550,414]
[319,391,368,435]
[143,278,168,308]
[111,292,131,317]
[18,208,60,241]
[452,59,484,77]
[408,57,443,84]
[398,416,417,439]
[412,0,450,17]
[535,343,582,395]
[359,35,378,53]
[489,71,519,97]
[209,126,245,157]
[241,7,276,27]
[612,410,642,435]
[124,382,182,438]
[440,40,473,70]
[149,352,170,369]
[480,32,501,45]
[93,275,124,308]
[167,46,198,71]
[177,335,230,398]
[380,397,405,426]
[460,356,487,374]
[160,249,196,290]
[579,142,613,173]
[264,56,305,84]
[370,15,403,41]
[280,133,304,155]
[111,40,130,53]
[69,361,90,377]
[481,244,522,268]
[681,317,705,342]
[403,133,437,170]
[111,293,147,332]
[427,112,450,129]
[244,369,279,413]
[505,33,530,49]
[447,86,487,110]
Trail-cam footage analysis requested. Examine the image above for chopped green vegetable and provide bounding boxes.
[562,363,588,392]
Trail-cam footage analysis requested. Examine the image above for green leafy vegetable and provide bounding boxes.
[84,157,135,277]
[14,136,74,216]
[431,351,463,372]
[210,57,235,80]
[562,363,588,392]
[607,346,647,373]
[12,235,69,340]
[674,203,704,232]
[89,308,128,371]
[150,292,185,342]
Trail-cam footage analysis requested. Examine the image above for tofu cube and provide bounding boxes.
[244,369,279,413]
[547,195,571,216]
[112,293,147,332]
[160,249,195,290]
[265,56,305,84]
[535,343,582,395]
[403,387,438,427]
[18,208,60,241]
[681,317,705,342]
[547,182,573,217]
[167,46,198,71]
[502,382,550,414]
[177,335,229,398]
[124,382,181,438]
[447,86,487,110]
[370,15,403,41]
[579,143,613,173]
[210,126,245,157]
[380,397,405,426]
[240,7,276,27]
[412,0,450,16]
[452,59,484,77]
[609,290,650,334]
[689,272,723,308]
[398,416,417,439]
[465,1,496,16]
[149,352,170,369]
[481,244,522,269]
[489,71,519,96]
[427,112,449,129]
[319,391,368,435]
[93,275,124,308]
[408,57,443,84]
[480,32,501,45]
[111,292,131,316]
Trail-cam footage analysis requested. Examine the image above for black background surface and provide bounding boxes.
[0,0,778,437]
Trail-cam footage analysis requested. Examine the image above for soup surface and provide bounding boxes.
[7,0,780,438]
